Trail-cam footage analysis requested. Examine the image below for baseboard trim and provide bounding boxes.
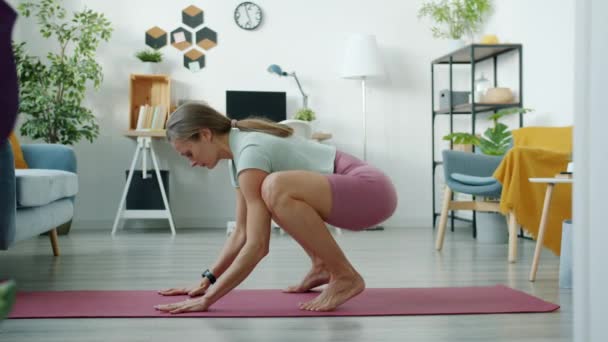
[73,215,429,230]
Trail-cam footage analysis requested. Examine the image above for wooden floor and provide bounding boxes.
[0,226,571,342]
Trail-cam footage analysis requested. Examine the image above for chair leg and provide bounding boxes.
[49,228,60,256]
[508,212,518,263]
[435,187,452,251]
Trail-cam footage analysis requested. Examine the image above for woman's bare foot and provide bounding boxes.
[299,272,365,311]
[283,267,330,293]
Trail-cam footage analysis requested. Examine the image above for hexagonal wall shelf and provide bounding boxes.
[184,49,205,72]
[145,26,167,49]
[144,5,218,73]
[170,27,192,51]
[196,27,217,50]
[182,5,204,29]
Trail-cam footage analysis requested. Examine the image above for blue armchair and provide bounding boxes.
[435,150,519,263]
[0,139,78,256]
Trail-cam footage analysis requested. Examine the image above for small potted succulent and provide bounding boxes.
[135,49,163,74]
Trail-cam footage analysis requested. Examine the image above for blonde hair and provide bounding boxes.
[165,102,293,142]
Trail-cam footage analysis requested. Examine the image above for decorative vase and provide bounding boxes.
[481,34,499,44]
[474,72,491,102]
[481,87,514,104]
[143,62,160,74]
[447,39,466,52]
[279,119,312,139]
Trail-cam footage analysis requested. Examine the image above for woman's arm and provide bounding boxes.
[158,189,247,297]
[156,169,271,313]
[201,169,271,305]
[207,188,248,278]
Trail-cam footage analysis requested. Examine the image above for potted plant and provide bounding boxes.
[293,108,316,122]
[418,0,492,50]
[443,107,532,156]
[135,48,163,74]
[443,107,531,243]
[12,0,112,234]
[279,109,317,139]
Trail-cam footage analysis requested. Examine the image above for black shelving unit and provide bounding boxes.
[431,44,523,237]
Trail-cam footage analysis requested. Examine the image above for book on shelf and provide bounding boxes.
[135,105,147,130]
[152,105,167,130]
[135,104,167,131]
[150,106,160,129]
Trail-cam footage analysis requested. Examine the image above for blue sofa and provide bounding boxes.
[0,139,78,256]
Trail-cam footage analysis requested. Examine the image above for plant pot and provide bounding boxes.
[142,62,160,74]
[447,39,466,52]
[279,119,312,139]
[475,212,508,244]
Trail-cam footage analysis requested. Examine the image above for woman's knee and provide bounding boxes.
[261,173,291,212]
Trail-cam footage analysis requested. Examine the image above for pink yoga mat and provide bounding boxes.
[8,285,559,319]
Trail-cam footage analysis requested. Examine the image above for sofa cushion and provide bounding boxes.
[15,169,78,207]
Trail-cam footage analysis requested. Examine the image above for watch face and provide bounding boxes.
[234,2,262,30]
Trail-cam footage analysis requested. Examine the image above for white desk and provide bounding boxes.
[528,176,573,281]
[112,131,176,235]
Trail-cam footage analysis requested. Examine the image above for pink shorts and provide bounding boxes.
[324,151,398,230]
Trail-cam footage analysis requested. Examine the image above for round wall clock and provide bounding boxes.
[234,2,263,30]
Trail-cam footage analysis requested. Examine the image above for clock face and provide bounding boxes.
[234,2,263,30]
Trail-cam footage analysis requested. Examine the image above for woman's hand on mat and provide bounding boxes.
[158,278,211,297]
[154,297,211,314]
[188,278,211,297]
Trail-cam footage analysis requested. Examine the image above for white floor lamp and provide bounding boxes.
[340,34,384,161]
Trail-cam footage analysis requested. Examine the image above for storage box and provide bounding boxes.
[125,170,170,210]
[439,90,470,109]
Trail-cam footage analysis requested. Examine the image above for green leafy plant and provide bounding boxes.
[0,280,16,320]
[293,108,316,121]
[443,107,532,156]
[418,0,492,40]
[135,49,162,63]
[12,0,112,145]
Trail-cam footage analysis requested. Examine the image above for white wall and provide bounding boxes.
[573,0,608,340]
[8,0,575,230]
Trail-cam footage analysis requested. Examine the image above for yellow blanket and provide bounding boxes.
[493,126,572,255]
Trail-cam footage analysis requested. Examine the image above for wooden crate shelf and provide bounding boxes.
[129,74,171,131]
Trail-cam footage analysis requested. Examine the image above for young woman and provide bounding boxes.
[155,102,397,313]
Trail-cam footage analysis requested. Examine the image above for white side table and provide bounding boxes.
[528,176,573,281]
[112,131,176,235]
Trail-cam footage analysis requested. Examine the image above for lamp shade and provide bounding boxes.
[267,64,287,76]
[340,34,384,79]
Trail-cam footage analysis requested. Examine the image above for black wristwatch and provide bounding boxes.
[201,269,217,284]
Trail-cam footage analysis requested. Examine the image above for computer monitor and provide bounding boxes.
[226,90,286,122]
